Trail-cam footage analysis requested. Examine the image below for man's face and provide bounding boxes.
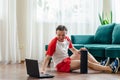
[56,30,67,42]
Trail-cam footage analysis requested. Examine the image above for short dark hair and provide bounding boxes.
[56,25,67,31]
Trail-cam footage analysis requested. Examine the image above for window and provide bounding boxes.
[37,0,100,23]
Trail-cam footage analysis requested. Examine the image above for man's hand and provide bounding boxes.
[77,47,88,54]
[80,47,88,51]
[40,68,46,74]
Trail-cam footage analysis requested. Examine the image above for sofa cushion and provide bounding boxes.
[84,44,120,48]
[94,23,115,44]
[84,44,106,57]
[84,44,111,48]
[71,35,94,44]
[105,47,120,58]
[84,44,120,58]
[112,24,120,44]
[85,46,105,57]
[73,44,84,49]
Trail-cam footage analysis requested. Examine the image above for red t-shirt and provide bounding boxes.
[46,36,73,66]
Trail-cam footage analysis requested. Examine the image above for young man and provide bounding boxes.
[40,25,120,73]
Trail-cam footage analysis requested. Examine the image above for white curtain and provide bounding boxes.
[112,0,120,23]
[0,0,21,64]
[0,0,103,63]
[25,0,102,61]
[25,0,44,61]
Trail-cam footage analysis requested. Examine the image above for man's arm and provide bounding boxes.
[40,55,51,74]
[70,47,88,55]
[69,47,80,55]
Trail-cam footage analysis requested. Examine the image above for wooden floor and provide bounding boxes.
[0,63,120,80]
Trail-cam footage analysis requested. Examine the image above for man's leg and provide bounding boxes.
[70,58,120,73]
[70,59,112,72]
[88,52,100,64]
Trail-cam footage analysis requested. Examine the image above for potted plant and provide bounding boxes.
[99,11,112,25]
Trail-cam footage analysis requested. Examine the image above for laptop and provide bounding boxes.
[25,59,54,78]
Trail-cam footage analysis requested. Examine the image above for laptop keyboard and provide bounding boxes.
[40,74,50,77]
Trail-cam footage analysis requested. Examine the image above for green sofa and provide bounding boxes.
[45,23,120,61]
[71,23,120,61]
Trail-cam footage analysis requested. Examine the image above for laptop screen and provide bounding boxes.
[25,59,40,77]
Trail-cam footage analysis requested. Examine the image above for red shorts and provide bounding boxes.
[56,57,71,72]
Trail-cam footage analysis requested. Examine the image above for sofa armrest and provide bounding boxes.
[71,35,94,44]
